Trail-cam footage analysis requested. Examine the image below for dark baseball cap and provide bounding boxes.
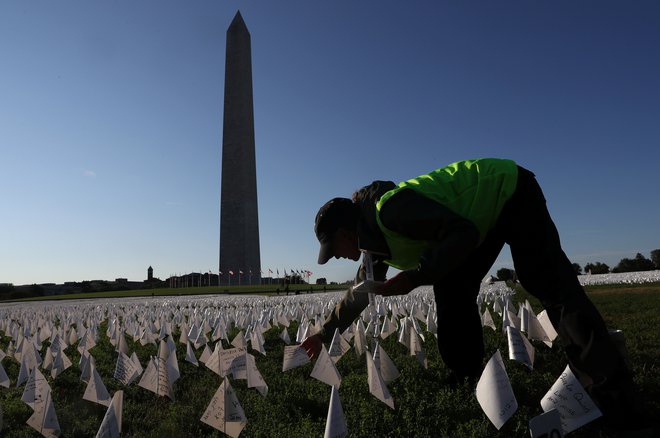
[314,197,356,264]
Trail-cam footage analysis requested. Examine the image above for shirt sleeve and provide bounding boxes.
[321,258,389,342]
[379,188,480,285]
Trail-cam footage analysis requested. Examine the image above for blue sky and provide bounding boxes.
[2,1,659,286]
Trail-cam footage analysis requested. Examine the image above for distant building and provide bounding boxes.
[147,266,153,281]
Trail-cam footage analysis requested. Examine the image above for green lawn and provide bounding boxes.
[0,283,658,437]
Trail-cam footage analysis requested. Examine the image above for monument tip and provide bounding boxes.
[230,10,247,29]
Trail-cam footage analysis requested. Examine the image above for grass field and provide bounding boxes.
[18,283,347,302]
[0,282,658,437]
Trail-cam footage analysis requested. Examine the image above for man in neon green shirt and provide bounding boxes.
[304,158,639,431]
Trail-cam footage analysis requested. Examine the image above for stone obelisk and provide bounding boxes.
[219,11,261,286]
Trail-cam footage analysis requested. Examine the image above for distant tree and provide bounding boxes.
[612,253,655,273]
[584,262,610,274]
[28,284,45,297]
[315,278,327,285]
[572,263,582,275]
[651,249,660,270]
[496,268,516,282]
[0,284,14,300]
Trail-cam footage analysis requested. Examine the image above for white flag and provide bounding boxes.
[353,320,368,357]
[279,327,291,344]
[130,352,144,375]
[540,365,602,433]
[22,367,49,410]
[380,317,396,339]
[138,356,174,400]
[323,385,348,438]
[200,377,247,438]
[231,331,247,348]
[366,353,395,409]
[529,409,564,438]
[84,364,112,406]
[250,330,266,356]
[536,310,558,347]
[185,341,199,366]
[476,350,518,430]
[482,307,496,331]
[96,390,123,438]
[410,329,427,369]
[199,344,212,364]
[159,340,180,384]
[80,350,97,383]
[0,361,10,387]
[246,353,268,397]
[116,332,129,356]
[373,343,399,383]
[42,346,54,371]
[506,326,535,370]
[26,387,60,438]
[50,349,72,379]
[310,345,342,388]
[114,352,141,386]
[328,328,351,363]
[219,347,247,379]
[282,345,310,372]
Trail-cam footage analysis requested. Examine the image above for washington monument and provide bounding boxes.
[219,11,261,285]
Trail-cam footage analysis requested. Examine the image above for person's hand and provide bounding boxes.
[300,333,323,359]
[375,272,416,297]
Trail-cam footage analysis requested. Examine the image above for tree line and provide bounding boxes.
[497,249,660,281]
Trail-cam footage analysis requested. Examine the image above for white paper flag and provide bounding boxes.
[540,365,602,433]
[328,328,351,363]
[80,351,96,383]
[26,388,60,438]
[476,350,518,430]
[138,356,174,400]
[366,353,395,409]
[185,341,199,366]
[506,326,535,370]
[0,361,10,388]
[279,327,291,344]
[200,377,247,438]
[379,316,397,339]
[482,307,496,331]
[282,345,310,372]
[410,329,427,369]
[22,367,49,410]
[231,331,247,349]
[114,352,141,386]
[96,390,123,438]
[372,343,400,384]
[219,347,247,379]
[84,364,112,406]
[323,385,348,438]
[50,349,72,379]
[310,345,342,388]
[246,353,268,397]
[199,344,212,364]
[536,310,558,346]
[529,408,564,438]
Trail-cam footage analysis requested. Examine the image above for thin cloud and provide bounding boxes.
[83,170,97,178]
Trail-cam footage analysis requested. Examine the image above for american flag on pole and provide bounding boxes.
[229,270,234,276]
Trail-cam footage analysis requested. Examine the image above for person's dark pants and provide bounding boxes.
[433,166,633,420]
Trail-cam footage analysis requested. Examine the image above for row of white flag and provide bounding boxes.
[0,285,604,436]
